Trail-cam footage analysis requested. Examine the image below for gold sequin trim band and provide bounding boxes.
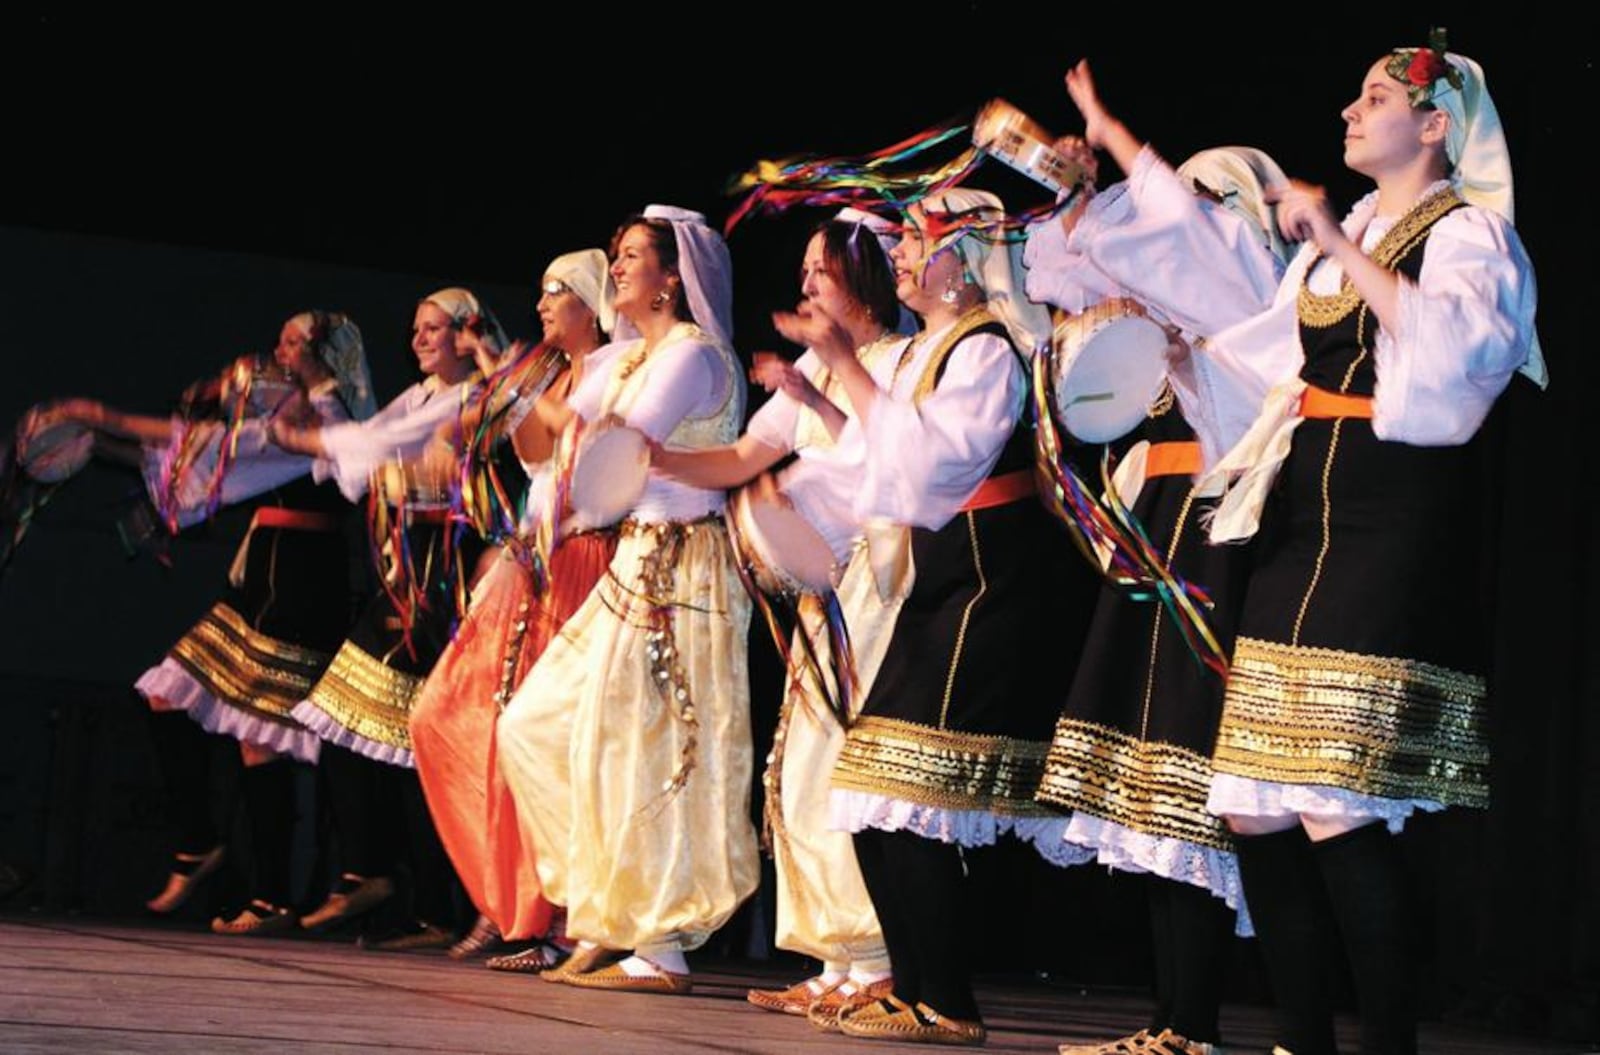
[304,640,425,752]
[832,716,1054,816]
[170,603,330,723]
[1213,636,1489,807]
[1038,720,1232,851]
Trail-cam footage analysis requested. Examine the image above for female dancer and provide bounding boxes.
[1185,41,1541,1055]
[406,251,618,963]
[497,205,757,994]
[1026,62,1299,1054]
[653,210,908,1022]
[54,312,372,933]
[786,188,1096,1044]
[272,287,496,947]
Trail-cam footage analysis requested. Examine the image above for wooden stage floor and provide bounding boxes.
[0,915,1580,1054]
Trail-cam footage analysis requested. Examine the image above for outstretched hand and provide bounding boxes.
[771,301,855,369]
[1064,60,1114,151]
[750,352,823,408]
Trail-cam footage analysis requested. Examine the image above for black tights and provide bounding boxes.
[852,828,979,1021]
[146,710,227,856]
[1234,823,1419,1055]
[1147,875,1234,1044]
[320,743,457,926]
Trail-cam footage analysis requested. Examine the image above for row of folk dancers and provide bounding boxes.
[39,42,1541,1055]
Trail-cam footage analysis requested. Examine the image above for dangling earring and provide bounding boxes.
[940,273,963,305]
[650,289,671,312]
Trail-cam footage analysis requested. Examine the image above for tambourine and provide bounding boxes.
[14,405,94,483]
[973,99,1090,196]
[726,482,838,597]
[1049,298,1170,444]
[567,422,649,528]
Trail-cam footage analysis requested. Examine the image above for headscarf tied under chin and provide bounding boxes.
[422,286,510,362]
[1175,146,1296,272]
[917,187,1052,354]
[612,204,735,346]
[291,311,376,420]
[543,249,616,339]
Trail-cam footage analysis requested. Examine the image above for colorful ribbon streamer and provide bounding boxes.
[1030,352,1229,677]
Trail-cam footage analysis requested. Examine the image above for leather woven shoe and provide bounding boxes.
[541,942,623,983]
[1059,1029,1224,1055]
[838,995,986,1045]
[747,976,834,1015]
[486,942,566,974]
[448,914,501,960]
[557,961,692,995]
[808,977,895,1032]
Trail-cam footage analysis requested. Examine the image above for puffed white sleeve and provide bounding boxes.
[1022,193,1126,313]
[315,385,461,501]
[853,333,1023,529]
[744,350,824,454]
[1370,207,1539,445]
[625,338,730,442]
[1085,147,1286,335]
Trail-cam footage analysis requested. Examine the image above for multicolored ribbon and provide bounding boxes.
[725,113,1080,257]
[456,341,565,550]
[725,119,983,234]
[154,363,265,534]
[1030,353,1229,677]
[723,504,858,730]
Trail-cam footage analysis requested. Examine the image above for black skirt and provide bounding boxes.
[833,496,1098,817]
[1212,414,1495,807]
[1038,420,1252,856]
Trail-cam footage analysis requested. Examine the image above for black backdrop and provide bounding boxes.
[1,7,1592,1042]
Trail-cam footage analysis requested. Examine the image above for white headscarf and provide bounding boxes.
[836,206,898,260]
[543,249,616,337]
[290,311,376,420]
[422,286,510,359]
[1388,47,1540,385]
[919,188,1052,354]
[1175,146,1296,271]
[613,204,734,346]
[834,207,917,335]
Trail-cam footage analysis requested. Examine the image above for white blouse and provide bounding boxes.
[314,374,478,502]
[1182,181,1541,464]
[571,328,741,523]
[744,350,871,562]
[1191,182,1542,543]
[1068,147,1286,339]
[848,321,1024,531]
[142,383,349,529]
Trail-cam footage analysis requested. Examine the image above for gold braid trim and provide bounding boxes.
[1038,720,1232,851]
[796,333,900,452]
[912,307,1001,405]
[1213,636,1489,807]
[1296,187,1464,329]
[169,603,331,723]
[305,640,425,752]
[832,715,1054,816]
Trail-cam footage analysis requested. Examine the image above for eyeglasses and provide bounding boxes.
[540,279,572,297]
